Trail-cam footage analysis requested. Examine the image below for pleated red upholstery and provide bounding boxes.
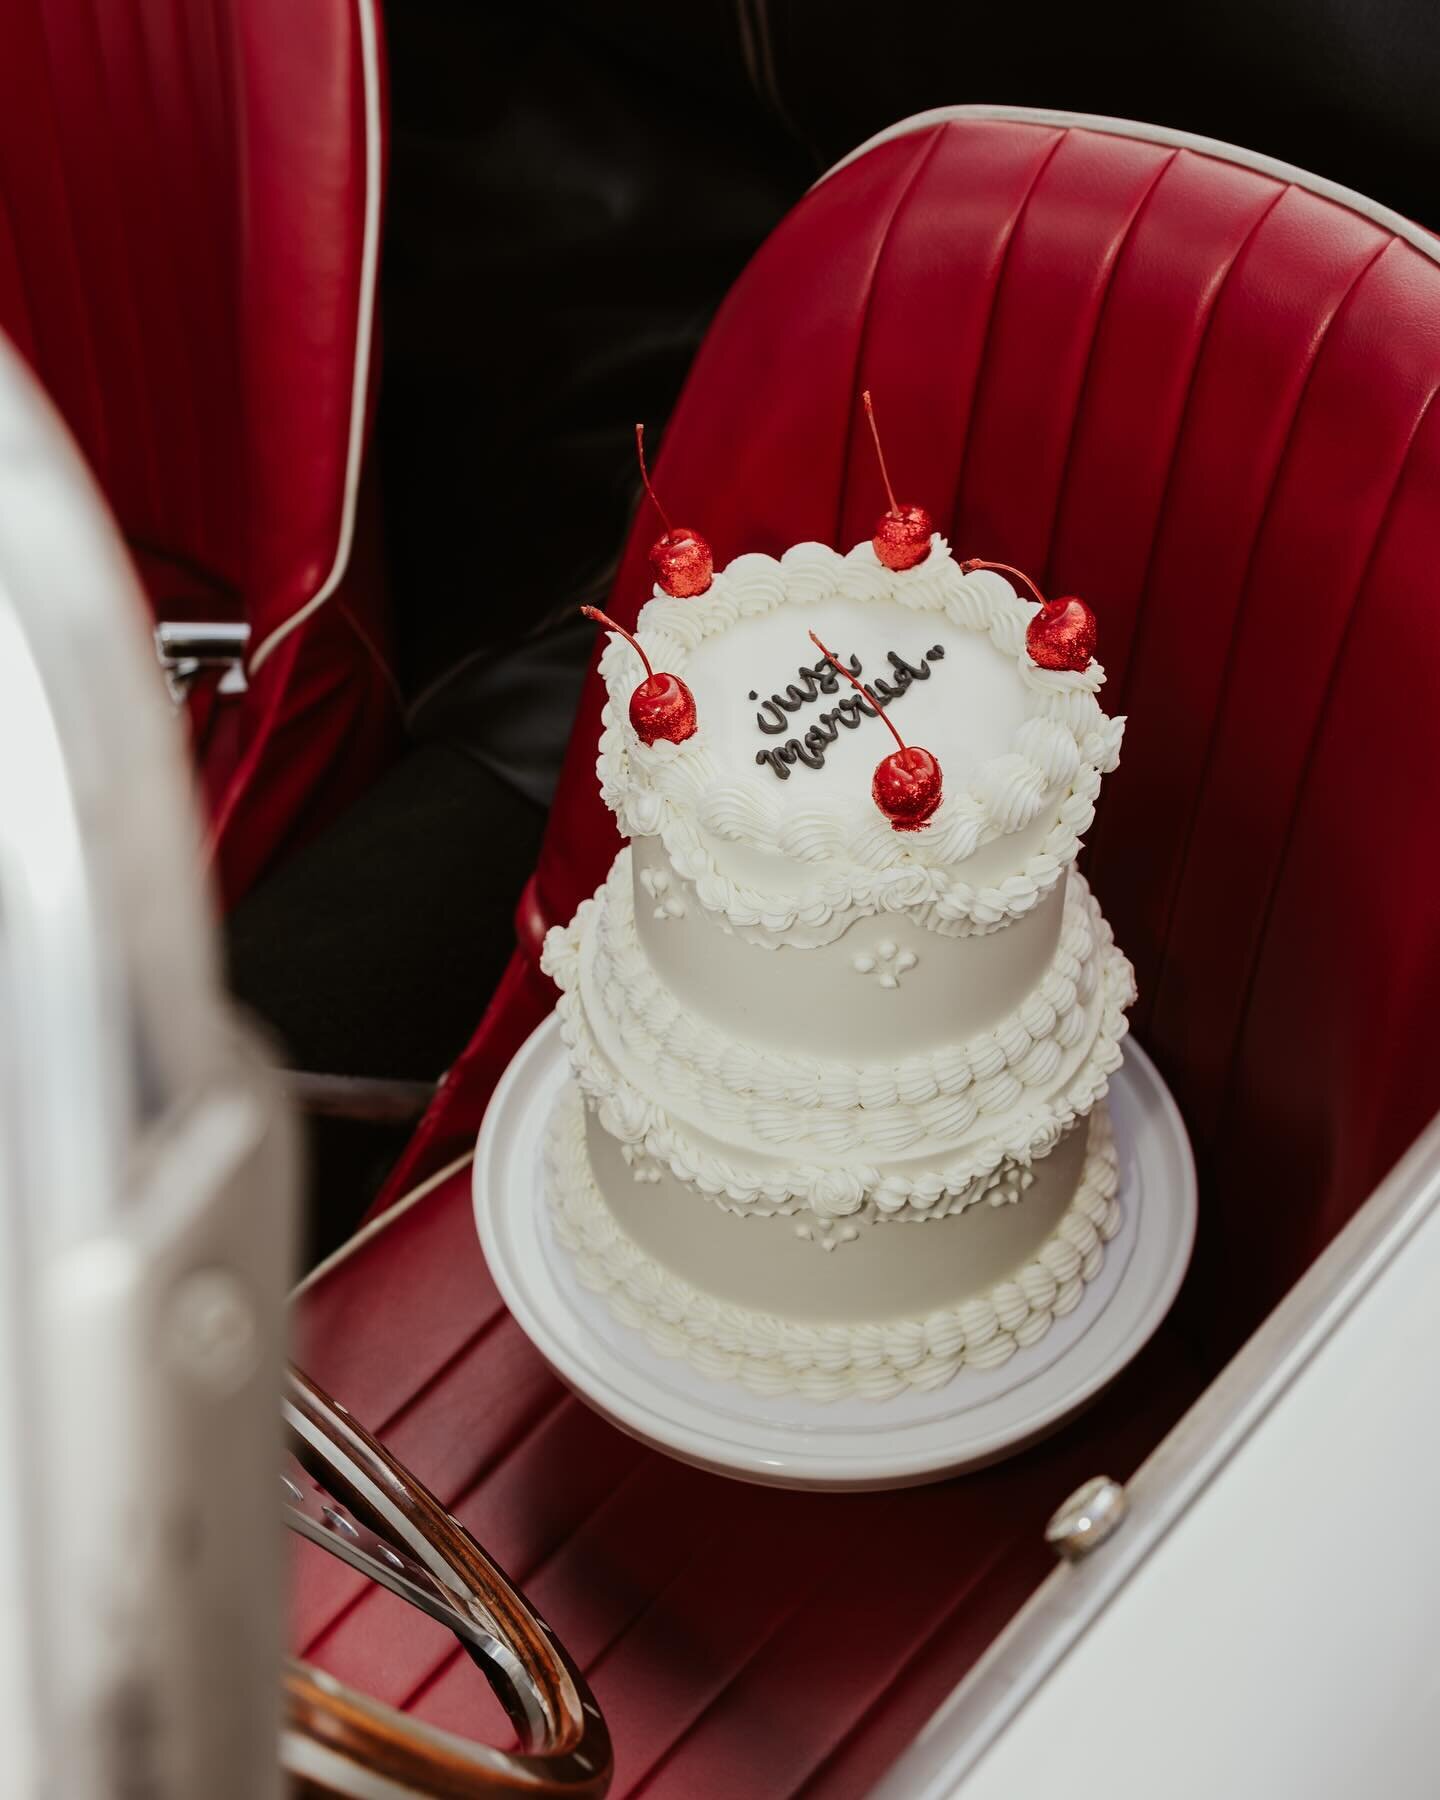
[0,0,398,902]
[307,116,1440,1793]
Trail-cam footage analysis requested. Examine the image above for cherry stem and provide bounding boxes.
[808,629,908,756]
[861,389,901,518]
[582,605,654,681]
[634,422,674,536]
[961,558,1047,609]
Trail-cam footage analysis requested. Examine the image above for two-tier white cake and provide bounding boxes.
[541,536,1135,1401]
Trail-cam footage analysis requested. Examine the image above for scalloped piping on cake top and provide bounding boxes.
[547,1083,1122,1401]
[594,538,1125,937]
[542,876,1136,1223]
[562,850,1113,1169]
[630,758,1107,947]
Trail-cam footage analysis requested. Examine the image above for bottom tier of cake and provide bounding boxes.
[545,1083,1122,1401]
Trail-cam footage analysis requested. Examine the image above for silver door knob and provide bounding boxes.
[1046,1475,1128,1561]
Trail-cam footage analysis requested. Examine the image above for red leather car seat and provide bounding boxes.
[297,110,1440,1793]
[0,0,397,903]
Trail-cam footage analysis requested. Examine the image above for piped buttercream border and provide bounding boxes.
[547,1084,1121,1401]
[542,859,1136,1221]
[597,539,1124,935]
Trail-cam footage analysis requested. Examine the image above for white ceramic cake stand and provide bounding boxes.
[474,1016,1196,1491]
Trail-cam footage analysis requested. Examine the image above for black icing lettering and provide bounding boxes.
[754,654,858,731]
[777,665,826,709]
[756,735,827,779]
[804,717,837,758]
[752,640,940,778]
[836,693,872,726]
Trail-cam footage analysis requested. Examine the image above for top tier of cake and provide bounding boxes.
[596,536,1125,951]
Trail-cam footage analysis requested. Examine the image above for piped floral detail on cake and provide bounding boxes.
[983,1164,1036,1207]
[794,1218,861,1253]
[638,865,686,920]
[852,940,917,990]
[619,1142,663,1184]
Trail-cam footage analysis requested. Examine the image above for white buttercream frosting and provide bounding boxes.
[593,537,1125,941]
[547,1083,1122,1400]
[541,532,1137,1402]
[541,852,1135,1221]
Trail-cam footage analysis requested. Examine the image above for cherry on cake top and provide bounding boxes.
[862,389,935,572]
[808,627,944,832]
[635,422,713,598]
[960,558,1098,673]
[854,390,1099,673]
[581,605,697,746]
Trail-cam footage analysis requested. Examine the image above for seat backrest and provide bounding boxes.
[534,109,1440,1343]
[0,0,382,661]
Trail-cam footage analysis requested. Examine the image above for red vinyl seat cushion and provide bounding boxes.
[297,114,1440,1793]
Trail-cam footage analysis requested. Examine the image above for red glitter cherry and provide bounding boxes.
[1027,598,1097,671]
[872,744,943,827]
[808,628,943,831]
[959,558,1098,673]
[581,606,697,745]
[636,422,712,597]
[863,389,933,571]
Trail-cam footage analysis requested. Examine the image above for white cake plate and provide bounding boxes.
[474,1015,1196,1491]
